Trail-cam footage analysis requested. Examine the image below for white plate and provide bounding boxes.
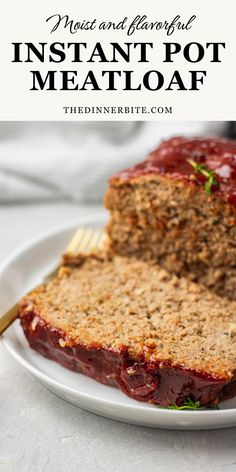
[1,214,236,430]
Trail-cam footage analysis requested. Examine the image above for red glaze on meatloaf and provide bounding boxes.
[20,309,236,407]
[113,137,236,206]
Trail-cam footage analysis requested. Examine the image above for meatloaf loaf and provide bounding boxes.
[105,137,236,300]
[19,253,236,407]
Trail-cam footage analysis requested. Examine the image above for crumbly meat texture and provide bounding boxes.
[105,137,236,300]
[19,254,236,406]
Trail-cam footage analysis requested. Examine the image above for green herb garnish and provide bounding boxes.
[212,218,219,225]
[167,398,219,411]
[187,159,218,195]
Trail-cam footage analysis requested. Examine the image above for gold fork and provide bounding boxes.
[0,227,104,335]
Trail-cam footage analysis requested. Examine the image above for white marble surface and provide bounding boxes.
[1,203,236,472]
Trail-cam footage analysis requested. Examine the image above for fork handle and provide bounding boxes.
[0,268,59,336]
[0,265,59,336]
[0,304,18,335]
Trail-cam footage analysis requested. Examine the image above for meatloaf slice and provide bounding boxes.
[19,253,236,407]
[105,137,236,300]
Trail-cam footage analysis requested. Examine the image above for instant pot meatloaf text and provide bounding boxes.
[19,254,236,407]
[105,137,236,300]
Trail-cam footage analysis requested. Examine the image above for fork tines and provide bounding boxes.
[66,227,105,254]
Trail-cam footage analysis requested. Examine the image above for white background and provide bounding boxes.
[0,0,235,120]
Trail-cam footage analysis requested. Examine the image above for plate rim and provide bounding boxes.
[0,212,106,279]
[1,213,236,422]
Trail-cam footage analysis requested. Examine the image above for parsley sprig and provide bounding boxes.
[187,159,218,195]
[167,398,219,411]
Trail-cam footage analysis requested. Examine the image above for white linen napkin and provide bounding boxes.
[0,121,226,204]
